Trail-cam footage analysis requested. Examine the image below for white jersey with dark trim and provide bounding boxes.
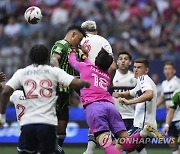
[6,64,74,126]
[161,76,180,109]
[10,90,27,127]
[81,34,112,63]
[111,70,136,119]
[130,75,157,128]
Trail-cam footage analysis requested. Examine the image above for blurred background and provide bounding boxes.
[0,0,180,153]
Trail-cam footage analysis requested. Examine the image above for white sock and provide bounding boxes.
[140,129,148,138]
[137,148,147,154]
[84,141,96,154]
[172,149,178,154]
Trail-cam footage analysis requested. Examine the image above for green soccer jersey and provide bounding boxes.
[50,39,75,93]
[171,88,180,109]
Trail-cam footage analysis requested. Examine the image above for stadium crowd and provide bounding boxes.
[0,0,180,80]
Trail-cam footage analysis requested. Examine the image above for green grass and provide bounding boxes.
[0,146,172,154]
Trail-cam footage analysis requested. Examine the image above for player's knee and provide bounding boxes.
[168,137,178,148]
[96,132,113,149]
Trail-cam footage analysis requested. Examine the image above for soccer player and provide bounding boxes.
[157,62,180,154]
[110,51,136,130]
[164,87,180,154]
[113,58,158,154]
[69,49,164,154]
[81,20,116,83]
[50,25,86,154]
[0,44,90,154]
[80,20,116,154]
[157,62,180,109]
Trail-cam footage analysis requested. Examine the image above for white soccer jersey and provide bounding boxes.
[171,87,180,122]
[81,34,113,63]
[161,76,180,109]
[130,75,157,128]
[6,64,74,126]
[10,90,26,127]
[111,70,136,119]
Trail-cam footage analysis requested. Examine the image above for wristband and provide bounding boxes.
[164,124,169,128]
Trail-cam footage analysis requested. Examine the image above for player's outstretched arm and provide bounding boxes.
[130,90,153,104]
[69,78,90,90]
[112,91,131,99]
[164,108,175,134]
[157,96,165,108]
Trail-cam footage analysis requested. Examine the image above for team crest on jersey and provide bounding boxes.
[130,79,134,84]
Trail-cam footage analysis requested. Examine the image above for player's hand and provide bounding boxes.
[119,97,129,105]
[80,45,88,55]
[112,92,119,98]
[0,114,5,128]
[0,72,6,82]
[163,124,169,135]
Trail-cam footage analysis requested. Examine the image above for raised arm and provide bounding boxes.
[50,53,61,67]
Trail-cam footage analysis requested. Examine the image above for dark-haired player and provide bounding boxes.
[50,25,86,154]
[0,44,90,154]
[113,58,158,154]
[110,51,136,130]
[69,50,163,154]
[157,62,180,154]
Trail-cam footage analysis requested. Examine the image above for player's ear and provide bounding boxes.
[129,60,132,66]
[145,67,149,74]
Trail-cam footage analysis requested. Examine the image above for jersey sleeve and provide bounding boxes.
[54,67,74,87]
[51,42,64,55]
[138,75,153,93]
[129,85,138,97]
[102,38,113,54]
[170,91,180,109]
[6,69,22,90]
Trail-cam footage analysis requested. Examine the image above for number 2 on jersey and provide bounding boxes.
[24,79,53,99]
[16,104,26,120]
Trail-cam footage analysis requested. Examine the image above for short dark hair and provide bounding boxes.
[67,25,86,37]
[95,48,113,71]
[118,51,132,60]
[134,58,149,68]
[29,44,49,65]
[164,61,176,69]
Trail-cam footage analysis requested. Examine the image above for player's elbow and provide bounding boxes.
[1,86,14,97]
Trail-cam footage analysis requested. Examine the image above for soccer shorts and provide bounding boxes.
[17,124,56,154]
[168,120,180,139]
[85,101,126,136]
[56,92,70,121]
[123,119,134,130]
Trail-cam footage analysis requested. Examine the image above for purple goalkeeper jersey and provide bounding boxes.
[69,52,114,107]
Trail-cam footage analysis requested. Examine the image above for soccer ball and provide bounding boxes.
[24,6,42,24]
